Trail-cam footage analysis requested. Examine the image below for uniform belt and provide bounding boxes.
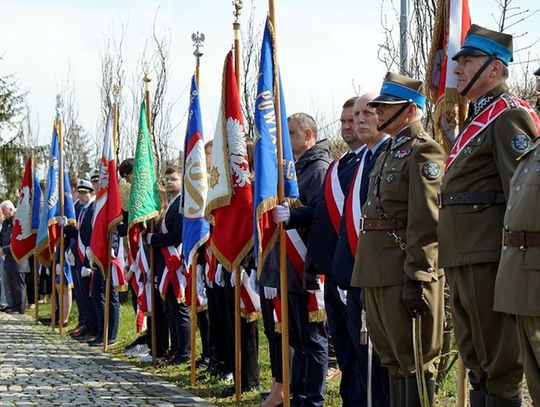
[437,191,505,208]
[503,230,540,248]
[360,218,406,231]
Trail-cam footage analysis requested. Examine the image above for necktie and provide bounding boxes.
[78,206,87,226]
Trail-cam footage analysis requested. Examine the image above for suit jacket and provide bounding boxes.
[260,140,332,293]
[439,84,539,268]
[77,201,96,269]
[495,138,540,316]
[333,139,389,288]
[149,194,183,279]
[305,150,364,276]
[351,122,445,288]
[1,217,21,272]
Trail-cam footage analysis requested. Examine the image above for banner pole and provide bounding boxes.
[190,257,198,386]
[56,100,66,335]
[234,267,242,401]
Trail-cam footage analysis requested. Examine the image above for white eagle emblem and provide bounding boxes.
[14,186,33,241]
[226,118,251,188]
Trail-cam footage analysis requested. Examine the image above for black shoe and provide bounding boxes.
[88,339,103,347]
[169,355,190,365]
[0,305,10,312]
[221,384,260,397]
[195,356,210,368]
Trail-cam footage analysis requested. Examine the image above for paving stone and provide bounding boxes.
[0,313,213,406]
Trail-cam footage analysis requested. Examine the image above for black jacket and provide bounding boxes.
[1,217,21,272]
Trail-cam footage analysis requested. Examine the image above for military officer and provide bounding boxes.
[439,25,540,407]
[351,72,445,406]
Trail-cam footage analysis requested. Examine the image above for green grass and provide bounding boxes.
[30,298,458,406]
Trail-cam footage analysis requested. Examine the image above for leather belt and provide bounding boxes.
[503,230,540,248]
[437,191,505,208]
[360,218,406,231]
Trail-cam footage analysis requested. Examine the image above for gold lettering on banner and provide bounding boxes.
[185,157,207,217]
[131,131,154,216]
[283,160,297,181]
[255,90,278,154]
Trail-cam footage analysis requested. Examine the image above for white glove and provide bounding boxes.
[146,233,153,245]
[249,269,258,293]
[85,247,91,259]
[272,202,290,224]
[81,266,92,278]
[214,264,225,287]
[55,264,62,276]
[205,265,213,289]
[338,287,347,305]
[263,286,277,300]
[66,249,75,266]
[57,216,68,227]
[230,270,236,287]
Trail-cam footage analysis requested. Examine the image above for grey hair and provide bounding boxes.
[288,113,318,140]
[0,200,15,210]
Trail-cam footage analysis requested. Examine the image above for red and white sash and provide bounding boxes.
[158,212,186,302]
[446,95,540,171]
[110,237,128,290]
[204,241,217,284]
[344,152,367,255]
[239,269,261,322]
[76,203,92,263]
[324,157,346,233]
[273,295,282,333]
[285,229,326,323]
[185,265,208,312]
[135,239,151,330]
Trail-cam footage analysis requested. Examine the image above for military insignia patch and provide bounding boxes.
[511,134,531,153]
[392,136,411,149]
[422,162,440,180]
[386,174,395,183]
[463,146,473,157]
[393,149,411,159]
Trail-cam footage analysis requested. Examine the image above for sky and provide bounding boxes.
[0,0,539,155]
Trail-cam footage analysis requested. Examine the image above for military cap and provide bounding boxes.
[452,24,513,65]
[368,72,426,109]
[90,169,100,181]
[534,67,540,76]
[77,178,93,192]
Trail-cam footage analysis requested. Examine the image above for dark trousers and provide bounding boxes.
[289,291,328,407]
[72,265,85,327]
[163,285,190,358]
[223,272,260,389]
[24,271,35,306]
[260,287,283,382]
[347,287,389,407]
[197,308,210,359]
[145,287,169,357]
[206,283,229,369]
[6,267,25,313]
[90,269,120,341]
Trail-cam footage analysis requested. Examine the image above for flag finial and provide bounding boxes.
[192,31,205,58]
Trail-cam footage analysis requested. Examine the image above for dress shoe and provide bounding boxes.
[88,339,103,347]
[6,309,24,315]
[221,384,260,397]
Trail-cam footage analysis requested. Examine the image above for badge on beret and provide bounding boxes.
[511,134,531,153]
[394,149,411,159]
[422,162,440,180]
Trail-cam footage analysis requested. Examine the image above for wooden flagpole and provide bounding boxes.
[144,75,158,369]
[103,86,120,352]
[57,96,66,335]
[32,151,39,324]
[233,2,243,401]
[268,2,290,406]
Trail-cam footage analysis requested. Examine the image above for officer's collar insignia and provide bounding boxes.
[392,136,411,150]
[422,162,441,180]
[393,149,412,159]
[473,95,495,116]
[511,133,531,154]
[463,146,474,156]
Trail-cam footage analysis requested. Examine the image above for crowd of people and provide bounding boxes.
[2,23,540,407]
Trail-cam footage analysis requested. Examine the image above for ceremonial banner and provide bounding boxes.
[206,51,253,271]
[426,0,471,150]
[11,156,42,262]
[89,109,123,272]
[182,76,210,266]
[36,127,76,266]
[254,18,299,274]
[128,103,161,261]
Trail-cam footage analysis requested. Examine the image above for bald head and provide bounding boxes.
[353,93,384,148]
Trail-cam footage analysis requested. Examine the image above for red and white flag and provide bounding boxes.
[205,51,253,272]
[89,109,123,272]
[11,156,42,262]
[426,0,471,148]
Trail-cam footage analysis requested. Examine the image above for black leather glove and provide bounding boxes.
[303,273,321,292]
[401,280,430,318]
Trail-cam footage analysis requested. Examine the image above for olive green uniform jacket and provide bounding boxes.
[439,84,537,268]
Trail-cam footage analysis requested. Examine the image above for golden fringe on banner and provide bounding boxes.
[242,310,262,322]
[308,309,327,324]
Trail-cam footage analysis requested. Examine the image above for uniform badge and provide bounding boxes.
[422,162,440,180]
[392,136,411,149]
[511,134,531,153]
[463,146,473,157]
[393,149,411,159]
[386,174,395,183]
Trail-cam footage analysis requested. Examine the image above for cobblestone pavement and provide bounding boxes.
[0,312,213,406]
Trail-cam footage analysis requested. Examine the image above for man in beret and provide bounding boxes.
[351,72,445,406]
[439,24,540,406]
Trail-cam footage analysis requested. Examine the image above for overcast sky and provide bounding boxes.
[1,0,538,154]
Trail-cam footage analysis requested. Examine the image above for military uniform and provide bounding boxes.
[495,136,540,405]
[351,72,445,406]
[438,25,538,406]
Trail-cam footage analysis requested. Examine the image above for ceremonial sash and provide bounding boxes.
[239,269,261,322]
[285,229,326,323]
[272,295,282,333]
[344,151,366,255]
[110,237,128,291]
[323,157,346,233]
[446,95,540,171]
[158,217,185,302]
[130,243,146,333]
[185,265,208,312]
[135,239,152,317]
[77,205,90,263]
[204,241,217,283]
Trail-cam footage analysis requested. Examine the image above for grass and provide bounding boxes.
[30,297,460,406]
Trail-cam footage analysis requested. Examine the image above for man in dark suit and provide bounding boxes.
[146,165,190,364]
[0,200,25,314]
